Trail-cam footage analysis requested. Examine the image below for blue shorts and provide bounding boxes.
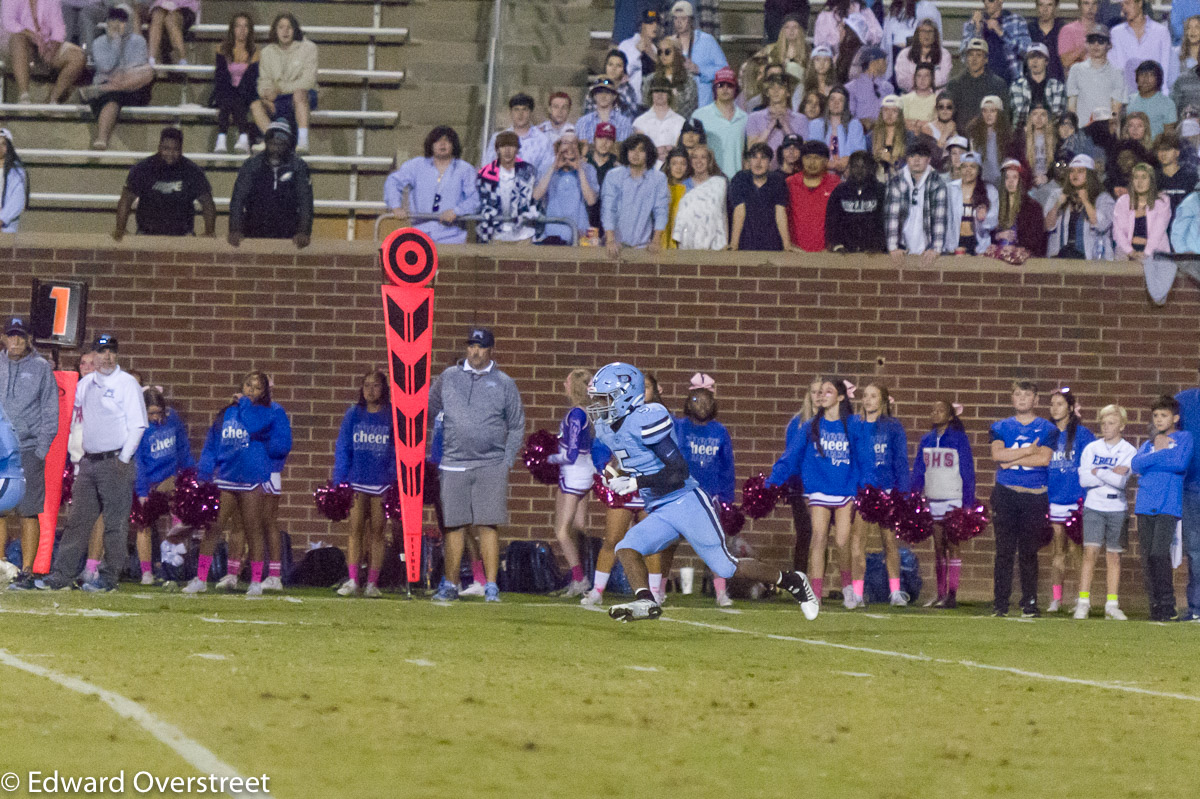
[273,90,319,125]
[615,488,739,579]
[0,476,26,515]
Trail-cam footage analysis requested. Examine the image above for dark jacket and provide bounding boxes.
[228,149,314,238]
[825,176,886,253]
[210,54,260,109]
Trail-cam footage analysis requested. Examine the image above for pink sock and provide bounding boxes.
[592,571,610,593]
[840,570,852,589]
[348,563,359,582]
[228,559,241,579]
[889,577,901,594]
[812,577,824,598]
[367,568,380,586]
[936,555,947,597]
[571,564,584,582]
[471,559,486,585]
[1052,584,1063,602]
[713,576,728,593]
[947,559,962,592]
[86,558,101,573]
[197,554,213,582]
[250,561,264,583]
[269,561,281,578]
[140,560,152,575]
[852,579,864,597]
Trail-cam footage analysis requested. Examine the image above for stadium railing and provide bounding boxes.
[374,212,582,245]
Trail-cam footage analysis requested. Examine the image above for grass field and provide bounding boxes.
[1,587,1198,799]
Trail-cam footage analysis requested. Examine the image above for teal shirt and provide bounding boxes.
[691,102,748,182]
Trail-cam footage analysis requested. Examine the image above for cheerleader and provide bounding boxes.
[332,369,395,598]
[911,400,975,608]
[133,386,195,584]
[581,374,664,607]
[674,372,737,606]
[261,389,293,591]
[185,371,289,596]
[783,378,823,573]
[767,376,873,607]
[1046,387,1095,612]
[852,382,910,606]
[547,368,595,598]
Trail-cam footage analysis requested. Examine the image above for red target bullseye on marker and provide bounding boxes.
[382,228,439,286]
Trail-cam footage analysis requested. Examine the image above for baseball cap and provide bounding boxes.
[1182,118,1200,137]
[811,45,834,60]
[107,3,132,20]
[713,66,738,88]
[1086,24,1110,41]
[5,317,28,336]
[265,118,293,142]
[880,94,903,109]
[1000,158,1024,172]
[589,77,618,95]
[965,37,989,54]
[980,95,1004,111]
[800,140,831,159]
[641,8,660,24]
[1026,43,1050,59]
[594,122,617,140]
[780,134,804,150]
[670,1,694,15]
[960,151,982,166]
[93,334,119,352]
[945,135,969,150]
[860,46,887,64]
[465,327,495,348]
[1069,154,1096,170]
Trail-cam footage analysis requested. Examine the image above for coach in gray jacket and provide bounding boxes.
[1,318,58,577]
[428,326,525,602]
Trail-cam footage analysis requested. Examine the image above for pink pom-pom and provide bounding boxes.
[130,490,170,528]
[383,484,402,521]
[60,463,74,507]
[170,469,221,528]
[718,501,745,537]
[313,480,354,522]
[591,472,631,510]
[891,491,934,544]
[943,504,990,544]
[522,429,561,486]
[855,485,894,526]
[741,473,782,519]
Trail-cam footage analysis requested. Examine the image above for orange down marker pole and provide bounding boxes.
[35,371,77,574]
[380,228,438,584]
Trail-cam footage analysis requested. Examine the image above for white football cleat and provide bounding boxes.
[215,574,238,592]
[608,598,662,622]
[363,583,383,598]
[181,577,207,594]
[1047,598,1061,613]
[459,582,486,597]
[842,586,857,609]
[245,581,263,597]
[1073,599,1090,619]
[1104,601,1127,620]
[563,579,590,598]
[336,579,358,597]
[889,591,910,607]
[140,571,155,585]
[715,590,733,608]
[580,589,603,606]
[261,576,283,591]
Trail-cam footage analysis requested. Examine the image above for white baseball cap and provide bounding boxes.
[1069,154,1096,170]
[946,135,969,150]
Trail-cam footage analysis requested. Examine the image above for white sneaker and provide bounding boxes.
[842,586,860,609]
[563,579,590,598]
[653,589,667,606]
[889,591,910,607]
[214,133,228,153]
[1073,599,1090,620]
[181,577,207,594]
[1105,602,1127,620]
[336,578,358,597]
[580,589,603,606]
[140,571,155,585]
[245,581,263,597]
[363,583,382,598]
[215,574,238,592]
[608,598,662,622]
[459,582,486,597]
[234,133,250,153]
[296,131,310,153]
[715,590,733,607]
[261,576,283,591]
[1047,598,1061,613]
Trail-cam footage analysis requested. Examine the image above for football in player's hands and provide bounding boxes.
[607,472,639,496]
[603,462,626,484]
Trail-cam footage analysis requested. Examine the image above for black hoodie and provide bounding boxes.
[825,175,886,252]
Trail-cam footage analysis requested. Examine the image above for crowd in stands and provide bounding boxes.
[382,0,1200,278]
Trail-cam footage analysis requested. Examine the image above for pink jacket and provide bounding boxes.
[1,0,65,44]
[814,4,883,55]
[1113,194,1171,257]
[892,46,952,91]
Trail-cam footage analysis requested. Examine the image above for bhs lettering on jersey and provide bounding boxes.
[150,435,175,454]
[924,450,957,469]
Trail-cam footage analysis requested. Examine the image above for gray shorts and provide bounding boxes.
[17,450,46,518]
[439,463,510,529]
[1082,508,1127,553]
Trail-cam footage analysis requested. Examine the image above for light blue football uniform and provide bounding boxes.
[595,402,739,579]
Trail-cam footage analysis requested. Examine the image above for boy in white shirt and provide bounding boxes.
[1074,403,1137,619]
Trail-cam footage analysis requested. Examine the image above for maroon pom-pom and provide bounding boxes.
[130,490,171,528]
[741,473,782,519]
[591,472,631,510]
[522,429,561,486]
[422,461,440,505]
[313,480,354,522]
[170,469,221,528]
[855,485,894,526]
[718,501,745,537]
[943,504,990,544]
[891,491,934,544]
[60,463,74,507]
[383,484,402,521]
[1063,501,1084,546]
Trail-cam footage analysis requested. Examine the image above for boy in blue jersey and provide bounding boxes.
[989,380,1058,617]
[587,362,819,622]
[1132,395,1194,621]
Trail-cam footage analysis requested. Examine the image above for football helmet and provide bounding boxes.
[586,362,645,425]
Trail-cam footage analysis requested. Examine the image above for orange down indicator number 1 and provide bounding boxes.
[29,279,89,348]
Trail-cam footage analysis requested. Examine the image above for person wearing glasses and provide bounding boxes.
[384,125,480,245]
[884,138,948,265]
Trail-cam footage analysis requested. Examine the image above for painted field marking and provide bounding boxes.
[190,653,228,661]
[405,659,436,667]
[0,606,138,619]
[0,649,262,798]
[625,665,661,673]
[661,617,1200,704]
[199,617,286,626]
[833,671,873,678]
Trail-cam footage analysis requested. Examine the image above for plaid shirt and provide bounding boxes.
[885,167,949,253]
[1009,76,1067,129]
[961,10,1032,82]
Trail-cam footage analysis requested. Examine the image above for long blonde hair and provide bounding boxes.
[1182,15,1200,66]
[766,17,809,72]
[871,107,907,164]
[1024,106,1057,170]
[565,368,592,407]
[1130,162,1161,211]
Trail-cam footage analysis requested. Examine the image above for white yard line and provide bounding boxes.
[0,649,264,798]
[199,617,286,625]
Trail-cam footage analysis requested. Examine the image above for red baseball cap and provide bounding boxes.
[714,66,738,89]
[595,122,617,140]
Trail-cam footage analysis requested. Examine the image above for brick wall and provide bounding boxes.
[4,234,1198,602]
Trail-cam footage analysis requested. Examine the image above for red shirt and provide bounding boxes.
[786,171,841,252]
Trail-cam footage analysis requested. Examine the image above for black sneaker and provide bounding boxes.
[34,575,76,591]
[1021,605,1041,618]
[7,571,37,591]
[944,592,957,610]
